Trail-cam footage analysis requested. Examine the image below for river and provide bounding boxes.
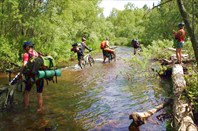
[0,47,172,131]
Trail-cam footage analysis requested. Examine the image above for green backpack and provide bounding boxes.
[24,54,61,83]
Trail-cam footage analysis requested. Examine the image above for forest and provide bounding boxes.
[0,0,197,67]
[0,0,198,130]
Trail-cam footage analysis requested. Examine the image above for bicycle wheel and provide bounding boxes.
[107,53,112,63]
[15,80,24,92]
[0,87,9,110]
[88,56,94,66]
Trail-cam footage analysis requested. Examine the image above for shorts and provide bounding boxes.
[77,52,84,61]
[176,42,184,48]
[102,50,108,57]
[25,75,44,93]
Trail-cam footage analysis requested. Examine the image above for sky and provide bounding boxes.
[99,0,160,17]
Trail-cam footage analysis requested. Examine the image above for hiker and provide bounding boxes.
[20,42,44,113]
[100,38,116,63]
[131,39,141,55]
[71,37,92,66]
[173,22,186,64]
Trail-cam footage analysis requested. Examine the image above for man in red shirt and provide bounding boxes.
[173,22,186,64]
[21,42,44,113]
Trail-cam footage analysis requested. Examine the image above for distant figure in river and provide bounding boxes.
[131,39,141,55]
[71,37,92,67]
[173,22,186,64]
[100,38,116,63]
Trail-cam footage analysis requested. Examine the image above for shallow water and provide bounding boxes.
[0,47,172,131]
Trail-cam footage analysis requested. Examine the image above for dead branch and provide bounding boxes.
[129,99,173,127]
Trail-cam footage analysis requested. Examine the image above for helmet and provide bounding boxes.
[82,37,86,41]
[23,42,33,49]
[178,22,184,27]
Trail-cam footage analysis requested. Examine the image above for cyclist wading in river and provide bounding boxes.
[71,37,92,67]
[20,42,44,113]
[100,38,116,63]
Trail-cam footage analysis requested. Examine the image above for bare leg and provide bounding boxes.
[178,48,182,63]
[176,48,182,63]
[176,48,180,63]
[24,91,30,108]
[103,56,106,63]
[37,93,43,112]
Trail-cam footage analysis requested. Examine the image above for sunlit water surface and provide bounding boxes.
[0,47,172,131]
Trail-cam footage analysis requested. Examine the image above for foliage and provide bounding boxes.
[0,0,106,70]
[0,0,197,70]
[185,65,198,112]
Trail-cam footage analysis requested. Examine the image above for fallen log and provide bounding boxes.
[167,47,187,52]
[172,64,197,131]
[129,99,173,127]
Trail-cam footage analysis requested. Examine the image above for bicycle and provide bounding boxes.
[84,50,95,66]
[104,46,117,63]
[0,63,24,111]
[79,50,94,69]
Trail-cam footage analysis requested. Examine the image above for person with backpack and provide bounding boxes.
[173,22,186,64]
[131,38,141,55]
[71,37,92,66]
[100,38,116,63]
[20,42,44,113]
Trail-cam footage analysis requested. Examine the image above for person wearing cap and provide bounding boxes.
[21,42,44,113]
[173,22,186,64]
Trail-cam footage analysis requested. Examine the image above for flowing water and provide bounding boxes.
[0,47,172,131]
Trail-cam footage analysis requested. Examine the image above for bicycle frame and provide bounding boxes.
[105,46,117,63]
[0,64,23,110]
[78,51,94,68]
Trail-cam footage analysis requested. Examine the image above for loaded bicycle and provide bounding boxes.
[79,50,95,69]
[104,46,117,63]
[0,63,24,110]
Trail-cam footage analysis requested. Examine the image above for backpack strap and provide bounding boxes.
[54,68,58,83]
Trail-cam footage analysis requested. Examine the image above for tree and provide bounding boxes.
[177,0,198,65]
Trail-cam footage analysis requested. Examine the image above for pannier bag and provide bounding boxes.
[24,55,61,83]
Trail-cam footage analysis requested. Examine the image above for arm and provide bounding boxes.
[105,41,110,48]
[82,43,92,51]
[174,30,183,39]
[20,53,29,74]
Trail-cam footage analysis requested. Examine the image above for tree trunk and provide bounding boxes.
[172,64,197,131]
[177,0,198,66]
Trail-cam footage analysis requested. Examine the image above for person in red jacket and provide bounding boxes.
[173,22,186,64]
[20,42,44,113]
[100,38,116,63]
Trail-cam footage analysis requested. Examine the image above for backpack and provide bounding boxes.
[23,53,61,83]
[100,41,106,49]
[133,40,140,48]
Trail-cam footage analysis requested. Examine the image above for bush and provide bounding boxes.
[0,37,18,70]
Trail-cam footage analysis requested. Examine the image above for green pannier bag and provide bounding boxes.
[40,56,56,69]
[24,55,61,81]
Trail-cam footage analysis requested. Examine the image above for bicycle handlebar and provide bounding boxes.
[10,63,21,68]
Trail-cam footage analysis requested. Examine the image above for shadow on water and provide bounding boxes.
[0,47,172,131]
